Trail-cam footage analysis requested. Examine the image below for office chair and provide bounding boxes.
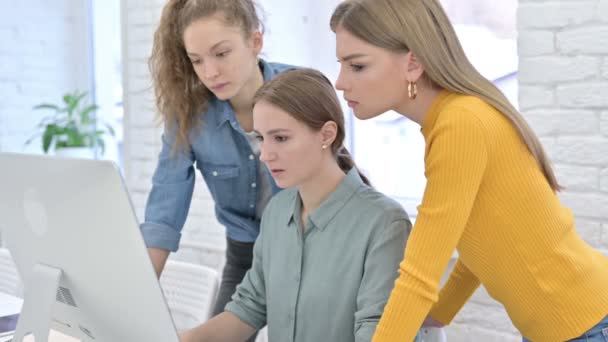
[160,260,220,332]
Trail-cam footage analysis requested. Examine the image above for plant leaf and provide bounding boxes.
[33,104,61,112]
[80,104,98,125]
[42,125,58,153]
[104,123,115,136]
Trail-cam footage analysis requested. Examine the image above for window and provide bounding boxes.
[91,0,123,167]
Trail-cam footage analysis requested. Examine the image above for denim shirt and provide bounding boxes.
[141,60,296,251]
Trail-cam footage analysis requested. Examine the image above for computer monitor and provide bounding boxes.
[0,153,179,342]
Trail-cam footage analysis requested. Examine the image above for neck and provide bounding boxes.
[298,161,346,219]
[229,61,264,116]
[394,86,442,126]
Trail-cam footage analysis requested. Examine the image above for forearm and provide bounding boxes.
[148,247,170,278]
[428,259,480,325]
[183,312,256,342]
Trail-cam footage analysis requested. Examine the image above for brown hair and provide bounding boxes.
[149,0,263,151]
[331,0,562,192]
[253,68,371,186]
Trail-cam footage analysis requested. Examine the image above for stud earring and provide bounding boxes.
[322,144,327,149]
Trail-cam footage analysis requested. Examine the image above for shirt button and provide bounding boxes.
[212,171,218,176]
[251,182,257,188]
[249,154,255,160]
[250,204,254,208]
[294,275,300,282]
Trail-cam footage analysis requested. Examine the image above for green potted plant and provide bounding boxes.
[25,90,115,158]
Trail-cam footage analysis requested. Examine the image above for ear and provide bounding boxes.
[404,51,425,83]
[320,121,338,148]
[250,31,263,55]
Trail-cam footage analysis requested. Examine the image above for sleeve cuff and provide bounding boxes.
[140,222,182,252]
[225,301,266,330]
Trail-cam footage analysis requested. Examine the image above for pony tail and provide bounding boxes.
[336,146,371,186]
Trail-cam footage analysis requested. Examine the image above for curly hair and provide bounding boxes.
[149,0,263,152]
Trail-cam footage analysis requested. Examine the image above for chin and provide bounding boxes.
[214,89,237,101]
[353,109,378,120]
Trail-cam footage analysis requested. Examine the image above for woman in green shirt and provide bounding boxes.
[179,68,417,342]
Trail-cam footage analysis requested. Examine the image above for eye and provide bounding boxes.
[274,135,288,143]
[216,50,231,58]
[255,135,264,142]
[350,63,366,72]
[190,59,201,65]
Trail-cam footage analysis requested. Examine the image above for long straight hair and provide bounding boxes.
[331,0,562,191]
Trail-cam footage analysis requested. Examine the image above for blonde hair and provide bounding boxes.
[149,0,262,151]
[253,68,371,186]
[331,0,562,192]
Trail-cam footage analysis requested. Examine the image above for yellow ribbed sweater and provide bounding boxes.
[372,91,608,342]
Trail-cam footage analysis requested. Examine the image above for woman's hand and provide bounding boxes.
[422,315,445,327]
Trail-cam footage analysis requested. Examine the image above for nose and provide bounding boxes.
[259,142,276,164]
[203,60,220,80]
[335,67,349,91]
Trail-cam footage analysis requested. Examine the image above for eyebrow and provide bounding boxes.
[338,53,368,62]
[186,40,231,57]
[254,128,291,135]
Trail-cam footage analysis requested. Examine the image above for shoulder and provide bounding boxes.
[437,94,500,130]
[266,61,299,75]
[350,186,411,225]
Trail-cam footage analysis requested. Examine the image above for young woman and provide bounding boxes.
[179,68,416,342]
[330,1,608,341]
[143,1,294,338]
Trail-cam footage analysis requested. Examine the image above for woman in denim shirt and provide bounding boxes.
[143,1,294,337]
[179,68,416,342]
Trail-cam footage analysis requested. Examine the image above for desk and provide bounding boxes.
[0,292,79,342]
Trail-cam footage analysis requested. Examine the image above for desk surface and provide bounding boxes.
[0,292,79,342]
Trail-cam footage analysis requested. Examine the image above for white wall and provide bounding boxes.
[519,0,608,255]
[0,0,92,154]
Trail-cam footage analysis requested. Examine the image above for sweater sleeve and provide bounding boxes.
[429,258,481,324]
[372,110,488,342]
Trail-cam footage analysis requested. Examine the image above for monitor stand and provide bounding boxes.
[12,263,63,342]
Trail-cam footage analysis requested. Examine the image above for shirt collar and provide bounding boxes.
[215,59,275,128]
[285,168,364,231]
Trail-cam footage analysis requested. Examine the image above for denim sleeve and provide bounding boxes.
[354,217,412,342]
[140,126,196,252]
[225,216,267,330]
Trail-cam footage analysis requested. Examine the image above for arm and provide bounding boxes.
[148,247,170,278]
[179,312,256,342]
[223,214,268,330]
[181,210,270,341]
[372,112,489,342]
[354,217,411,342]
[141,125,196,276]
[428,258,480,325]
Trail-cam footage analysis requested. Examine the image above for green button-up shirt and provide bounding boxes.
[225,169,413,342]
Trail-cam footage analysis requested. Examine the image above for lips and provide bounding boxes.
[345,98,359,108]
[270,169,284,176]
[210,82,229,92]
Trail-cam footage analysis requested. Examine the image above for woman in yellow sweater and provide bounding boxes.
[330,0,608,341]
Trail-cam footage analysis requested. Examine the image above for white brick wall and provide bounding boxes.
[0,0,91,154]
